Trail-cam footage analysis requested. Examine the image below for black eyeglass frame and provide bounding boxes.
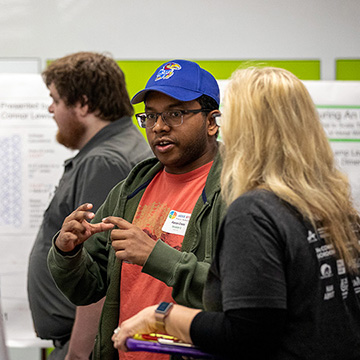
[135,108,213,129]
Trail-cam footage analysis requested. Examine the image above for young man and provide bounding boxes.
[27,52,153,360]
[47,59,226,360]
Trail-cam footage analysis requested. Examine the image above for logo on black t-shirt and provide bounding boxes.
[315,244,336,260]
[324,284,335,300]
[340,278,349,299]
[336,259,346,275]
[352,276,360,294]
[307,230,318,243]
[320,263,333,279]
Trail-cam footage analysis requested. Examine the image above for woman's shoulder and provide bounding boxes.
[228,189,298,225]
[229,189,280,210]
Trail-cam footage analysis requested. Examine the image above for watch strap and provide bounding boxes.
[155,302,174,333]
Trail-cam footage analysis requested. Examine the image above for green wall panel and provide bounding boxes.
[117,59,320,137]
[118,59,321,100]
[336,59,360,80]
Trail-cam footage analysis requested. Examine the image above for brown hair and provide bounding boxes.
[42,52,133,121]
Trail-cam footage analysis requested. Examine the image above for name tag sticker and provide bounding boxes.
[162,210,191,236]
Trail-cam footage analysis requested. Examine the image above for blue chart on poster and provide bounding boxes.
[0,135,22,227]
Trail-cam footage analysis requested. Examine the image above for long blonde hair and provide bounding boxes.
[221,67,360,271]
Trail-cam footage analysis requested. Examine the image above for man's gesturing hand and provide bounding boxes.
[102,217,156,266]
[56,203,115,252]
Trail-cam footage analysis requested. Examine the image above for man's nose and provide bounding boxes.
[48,103,54,113]
[152,114,170,132]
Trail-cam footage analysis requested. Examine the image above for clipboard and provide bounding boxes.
[126,334,215,359]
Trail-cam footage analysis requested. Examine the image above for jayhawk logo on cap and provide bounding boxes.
[155,62,182,81]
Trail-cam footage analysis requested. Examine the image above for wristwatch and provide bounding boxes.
[155,302,174,333]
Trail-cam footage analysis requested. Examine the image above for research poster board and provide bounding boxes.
[0,74,74,347]
[0,71,359,348]
[218,79,360,209]
[306,81,360,208]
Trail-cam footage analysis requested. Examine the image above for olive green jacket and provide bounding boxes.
[48,149,226,359]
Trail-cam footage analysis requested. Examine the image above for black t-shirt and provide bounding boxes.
[191,189,360,359]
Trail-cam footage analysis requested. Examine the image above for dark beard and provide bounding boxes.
[56,119,86,150]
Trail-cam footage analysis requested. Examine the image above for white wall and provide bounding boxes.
[1,0,359,79]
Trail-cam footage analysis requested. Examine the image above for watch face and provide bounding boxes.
[156,302,172,314]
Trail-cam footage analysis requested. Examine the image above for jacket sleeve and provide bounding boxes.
[142,240,211,309]
[47,183,124,306]
[47,236,109,306]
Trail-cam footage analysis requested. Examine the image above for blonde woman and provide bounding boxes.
[112,67,360,359]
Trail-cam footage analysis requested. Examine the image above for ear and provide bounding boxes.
[207,110,221,136]
[75,95,89,118]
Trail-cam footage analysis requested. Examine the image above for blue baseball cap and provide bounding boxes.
[131,59,220,105]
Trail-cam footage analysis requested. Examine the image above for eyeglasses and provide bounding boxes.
[135,109,212,129]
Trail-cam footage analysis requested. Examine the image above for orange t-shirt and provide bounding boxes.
[119,161,213,360]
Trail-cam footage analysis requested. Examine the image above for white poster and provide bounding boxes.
[0,74,74,347]
[304,81,360,209]
[218,80,360,209]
